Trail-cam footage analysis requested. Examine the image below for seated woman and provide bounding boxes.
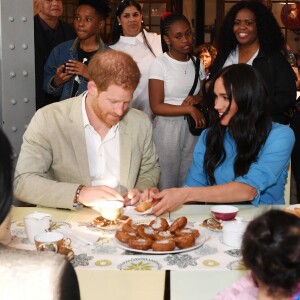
[214,209,300,300]
[151,64,295,216]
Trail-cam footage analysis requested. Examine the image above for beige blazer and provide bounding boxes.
[14,95,160,209]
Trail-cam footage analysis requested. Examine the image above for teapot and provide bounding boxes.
[24,212,52,244]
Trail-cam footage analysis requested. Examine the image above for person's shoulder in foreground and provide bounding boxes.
[214,209,300,300]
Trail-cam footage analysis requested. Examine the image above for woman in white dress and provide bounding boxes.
[110,0,162,119]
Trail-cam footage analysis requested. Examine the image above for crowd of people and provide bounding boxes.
[1,0,300,298]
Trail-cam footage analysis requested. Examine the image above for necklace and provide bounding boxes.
[168,51,189,74]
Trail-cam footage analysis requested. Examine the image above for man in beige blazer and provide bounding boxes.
[14,50,160,210]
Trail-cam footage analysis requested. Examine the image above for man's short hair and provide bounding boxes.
[88,50,141,92]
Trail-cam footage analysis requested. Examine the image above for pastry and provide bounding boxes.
[175,228,200,239]
[154,230,174,240]
[136,224,156,240]
[169,217,187,233]
[128,238,153,250]
[150,217,169,232]
[152,239,176,252]
[174,235,195,249]
[135,202,153,213]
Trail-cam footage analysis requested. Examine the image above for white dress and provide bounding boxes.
[110,30,163,119]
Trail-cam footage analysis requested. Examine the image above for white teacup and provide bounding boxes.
[34,232,71,254]
[96,200,124,221]
[24,212,52,244]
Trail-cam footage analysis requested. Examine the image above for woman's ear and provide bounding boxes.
[163,35,170,48]
[117,16,121,25]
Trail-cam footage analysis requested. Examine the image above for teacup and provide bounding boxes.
[34,232,71,254]
[24,212,52,244]
[95,200,124,221]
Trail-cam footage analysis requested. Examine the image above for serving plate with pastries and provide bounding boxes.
[114,216,206,254]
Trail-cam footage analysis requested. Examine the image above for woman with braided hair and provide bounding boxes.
[149,12,206,189]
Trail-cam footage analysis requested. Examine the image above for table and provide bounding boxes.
[10,204,282,300]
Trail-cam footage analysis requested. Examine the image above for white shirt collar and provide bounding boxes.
[118,30,144,45]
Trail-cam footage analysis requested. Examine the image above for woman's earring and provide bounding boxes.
[118,23,121,26]
[141,20,143,23]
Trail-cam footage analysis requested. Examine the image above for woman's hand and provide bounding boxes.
[65,60,89,79]
[189,106,206,128]
[51,65,73,88]
[151,188,187,216]
[182,95,200,106]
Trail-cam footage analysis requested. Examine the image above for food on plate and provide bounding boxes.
[154,230,174,240]
[135,201,153,213]
[174,235,195,249]
[128,238,153,250]
[285,207,300,218]
[152,239,176,252]
[115,216,200,252]
[136,224,156,240]
[121,219,136,233]
[175,228,200,239]
[115,231,137,243]
[169,216,187,233]
[150,217,169,232]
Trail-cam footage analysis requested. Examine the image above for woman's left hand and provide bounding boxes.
[123,189,141,206]
[182,95,199,106]
[151,188,187,216]
[65,60,89,79]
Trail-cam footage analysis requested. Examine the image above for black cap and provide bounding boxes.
[78,0,111,18]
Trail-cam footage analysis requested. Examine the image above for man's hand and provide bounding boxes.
[78,185,124,207]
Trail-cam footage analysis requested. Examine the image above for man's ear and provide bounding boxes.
[87,81,98,96]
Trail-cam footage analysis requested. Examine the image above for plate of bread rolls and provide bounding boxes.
[114,216,206,254]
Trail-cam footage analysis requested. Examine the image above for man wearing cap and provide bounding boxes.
[14,50,160,210]
[34,0,76,109]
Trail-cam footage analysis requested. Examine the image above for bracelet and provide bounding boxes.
[73,184,85,209]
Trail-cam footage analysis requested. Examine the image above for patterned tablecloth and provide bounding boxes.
[9,207,246,272]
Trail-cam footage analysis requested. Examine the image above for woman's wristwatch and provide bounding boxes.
[73,185,85,209]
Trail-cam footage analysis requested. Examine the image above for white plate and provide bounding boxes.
[113,234,206,254]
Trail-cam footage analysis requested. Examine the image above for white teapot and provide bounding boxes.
[24,212,52,244]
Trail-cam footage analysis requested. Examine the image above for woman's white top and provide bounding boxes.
[149,52,205,106]
[110,30,163,118]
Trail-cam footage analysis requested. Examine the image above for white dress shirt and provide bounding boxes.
[81,93,120,189]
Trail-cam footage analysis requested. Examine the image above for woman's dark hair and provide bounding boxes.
[194,43,218,63]
[216,1,285,59]
[0,129,13,224]
[204,63,271,184]
[78,0,111,19]
[242,210,300,298]
[110,0,156,57]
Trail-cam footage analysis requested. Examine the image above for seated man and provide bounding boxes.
[14,50,160,210]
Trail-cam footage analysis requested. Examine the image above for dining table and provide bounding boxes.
[9,204,287,300]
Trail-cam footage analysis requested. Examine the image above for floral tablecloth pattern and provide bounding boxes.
[9,214,246,272]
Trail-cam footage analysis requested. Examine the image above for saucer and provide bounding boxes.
[92,215,130,231]
[202,218,223,231]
